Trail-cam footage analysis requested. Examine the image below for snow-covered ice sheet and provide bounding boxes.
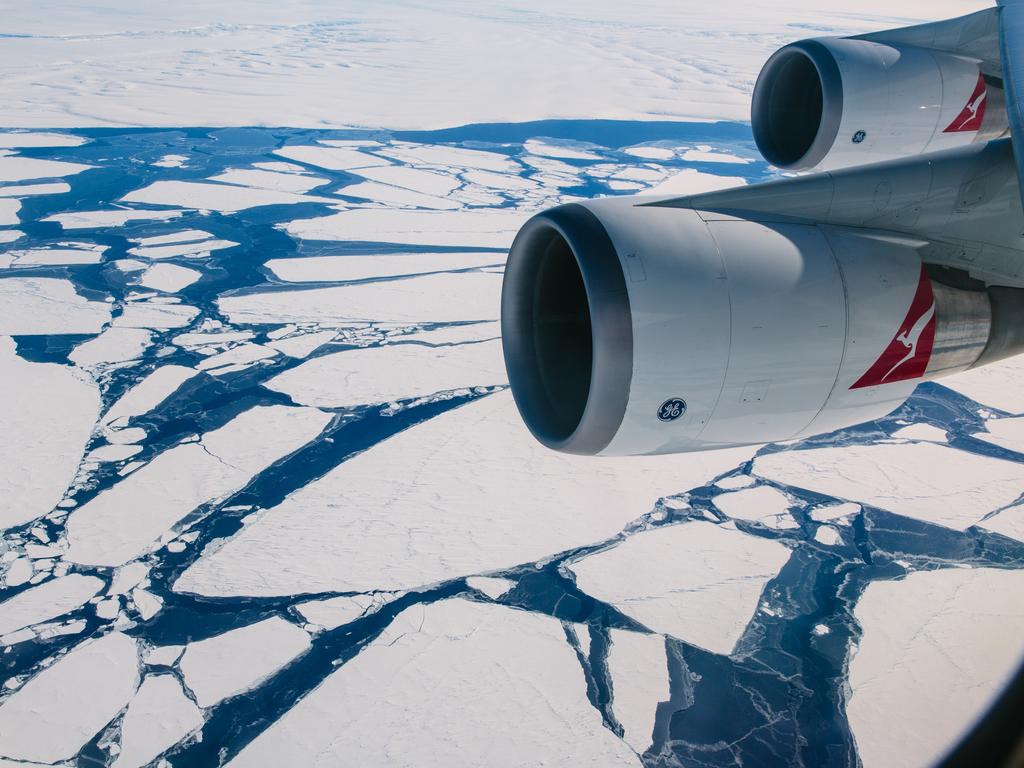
[847,568,1024,768]
[941,356,1024,414]
[753,443,1024,530]
[65,405,331,566]
[1,337,99,529]
[264,339,506,408]
[175,392,755,596]
[0,632,138,763]
[569,521,791,654]
[225,599,640,767]
[219,272,502,326]
[179,617,310,708]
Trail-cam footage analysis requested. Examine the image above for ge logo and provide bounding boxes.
[657,398,687,422]
[852,130,867,144]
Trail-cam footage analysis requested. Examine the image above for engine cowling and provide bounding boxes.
[501,198,1003,456]
[751,37,1004,171]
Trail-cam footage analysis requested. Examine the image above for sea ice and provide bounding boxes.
[122,181,335,213]
[113,302,199,329]
[65,405,331,566]
[1,337,99,529]
[179,617,311,707]
[608,629,669,754]
[754,443,1024,530]
[209,168,329,194]
[891,423,947,442]
[979,504,1024,543]
[273,145,391,171]
[265,330,335,359]
[128,239,239,261]
[569,520,791,654]
[112,674,203,768]
[195,343,278,373]
[225,599,639,767]
[973,416,1024,453]
[0,155,92,183]
[0,574,104,637]
[69,327,152,367]
[847,567,1024,768]
[465,576,515,600]
[712,485,798,530]
[647,169,747,196]
[0,277,110,334]
[295,592,399,631]
[283,208,523,248]
[219,272,501,326]
[43,209,186,229]
[266,251,502,283]
[336,180,461,209]
[942,356,1024,413]
[138,263,202,292]
[264,339,506,408]
[350,165,461,196]
[0,132,86,148]
[2,245,105,267]
[175,392,755,596]
[0,632,139,763]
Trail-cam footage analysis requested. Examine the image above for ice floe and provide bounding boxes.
[265,330,335,359]
[69,327,153,368]
[973,416,1024,453]
[712,485,798,530]
[179,617,310,708]
[209,168,329,194]
[274,145,391,171]
[225,599,639,767]
[891,423,947,442]
[114,301,199,329]
[847,567,1024,768]
[0,155,92,183]
[295,592,399,631]
[647,169,747,196]
[608,628,669,754]
[65,405,331,566]
[195,343,278,374]
[265,339,506,408]
[283,208,523,248]
[942,356,1024,414]
[979,504,1024,543]
[0,132,86,148]
[44,208,187,230]
[138,263,202,292]
[754,443,1024,530]
[0,277,111,334]
[0,632,138,763]
[569,520,791,654]
[175,392,754,596]
[465,576,515,600]
[122,181,335,213]
[219,272,502,326]
[0,574,103,637]
[112,674,202,768]
[266,251,502,283]
[1,337,99,529]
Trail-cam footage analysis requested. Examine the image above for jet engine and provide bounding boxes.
[501,198,1020,456]
[501,8,1024,458]
[751,37,1005,171]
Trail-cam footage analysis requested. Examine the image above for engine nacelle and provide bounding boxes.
[501,198,1012,456]
[751,37,1004,171]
